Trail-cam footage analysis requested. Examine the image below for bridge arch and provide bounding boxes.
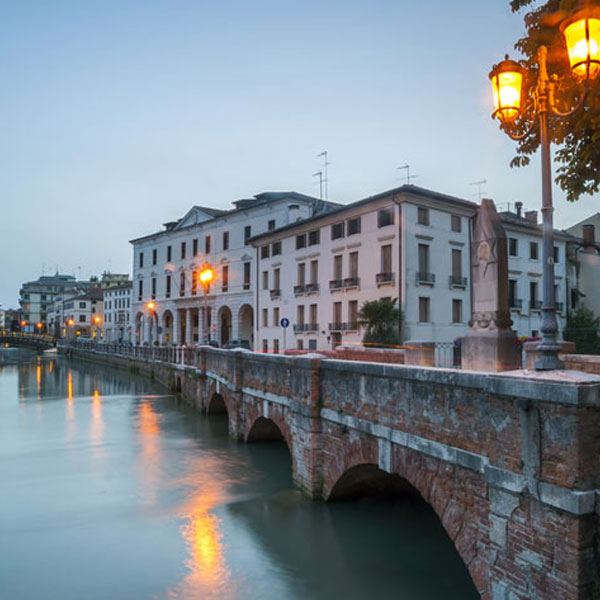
[244,411,293,456]
[323,444,487,595]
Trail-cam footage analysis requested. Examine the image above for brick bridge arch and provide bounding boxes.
[243,409,294,457]
[322,439,488,595]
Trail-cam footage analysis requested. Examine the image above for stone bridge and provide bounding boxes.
[0,331,56,350]
[62,342,600,600]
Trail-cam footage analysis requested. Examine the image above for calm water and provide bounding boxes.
[0,351,479,600]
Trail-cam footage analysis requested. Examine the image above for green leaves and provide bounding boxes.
[563,305,600,354]
[357,298,402,348]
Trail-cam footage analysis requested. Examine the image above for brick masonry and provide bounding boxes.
[64,344,600,600]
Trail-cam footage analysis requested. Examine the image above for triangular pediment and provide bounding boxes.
[175,206,218,229]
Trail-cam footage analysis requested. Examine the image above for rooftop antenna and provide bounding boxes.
[313,170,324,200]
[470,179,487,201]
[397,164,418,184]
[317,151,330,199]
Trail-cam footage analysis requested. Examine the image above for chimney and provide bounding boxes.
[583,224,596,245]
[515,201,523,217]
[525,210,538,224]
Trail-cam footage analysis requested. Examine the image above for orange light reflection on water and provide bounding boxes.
[90,389,104,447]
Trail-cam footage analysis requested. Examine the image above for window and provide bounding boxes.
[331,222,345,240]
[222,266,229,292]
[243,262,251,290]
[310,260,318,284]
[333,255,343,280]
[191,271,198,295]
[261,245,270,259]
[138,280,143,301]
[381,245,392,274]
[348,300,358,325]
[530,281,538,307]
[418,244,430,274]
[268,219,276,231]
[309,304,318,326]
[419,297,431,322]
[273,307,280,327]
[272,241,282,255]
[262,308,268,327]
[180,272,185,296]
[451,215,461,232]
[167,246,172,262]
[530,242,539,260]
[223,231,229,251]
[297,340,304,350]
[151,277,156,299]
[273,339,279,354]
[262,339,268,352]
[553,245,559,263]
[349,252,359,278]
[193,239,198,256]
[205,236,211,254]
[79,302,86,309]
[262,271,269,290]
[452,249,462,278]
[452,299,462,323]
[152,249,157,265]
[378,208,394,228]
[296,234,307,250]
[308,339,317,350]
[333,302,342,325]
[297,263,306,286]
[139,252,144,268]
[79,315,86,323]
[166,275,171,298]
[347,217,361,236]
[273,268,280,290]
[297,305,305,326]
[180,242,186,260]
[417,207,430,226]
[308,229,320,246]
[244,225,252,244]
[509,238,518,256]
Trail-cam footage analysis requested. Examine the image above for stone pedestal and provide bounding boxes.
[524,340,575,370]
[462,329,521,372]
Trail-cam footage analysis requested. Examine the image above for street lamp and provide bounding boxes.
[489,7,600,370]
[93,315,102,340]
[146,301,155,345]
[199,264,214,343]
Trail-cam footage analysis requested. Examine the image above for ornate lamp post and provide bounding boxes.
[199,264,214,343]
[92,315,102,340]
[146,301,155,345]
[489,7,600,370]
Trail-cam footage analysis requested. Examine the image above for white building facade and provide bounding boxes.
[102,282,132,343]
[130,192,335,348]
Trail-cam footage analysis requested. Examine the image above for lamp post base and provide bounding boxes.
[534,343,565,370]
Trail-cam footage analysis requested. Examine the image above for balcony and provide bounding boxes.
[416,272,435,285]
[530,300,543,310]
[328,322,343,331]
[293,324,307,333]
[294,284,306,295]
[343,277,360,289]
[449,275,467,288]
[342,321,359,331]
[270,289,281,300]
[305,283,319,293]
[376,272,394,285]
[509,299,523,311]
[306,323,319,332]
[329,280,344,291]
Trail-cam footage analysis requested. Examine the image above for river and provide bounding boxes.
[0,351,479,599]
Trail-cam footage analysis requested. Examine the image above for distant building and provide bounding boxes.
[59,288,104,339]
[130,192,337,347]
[103,281,132,343]
[0,308,4,329]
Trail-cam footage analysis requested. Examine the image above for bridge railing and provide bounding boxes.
[0,330,57,344]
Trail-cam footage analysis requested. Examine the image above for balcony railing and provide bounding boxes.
[270,289,281,300]
[376,272,394,285]
[328,322,343,331]
[509,299,523,310]
[343,277,360,289]
[416,272,435,285]
[305,283,319,293]
[294,284,306,295]
[449,275,467,288]
[530,300,543,310]
[329,280,344,290]
[306,323,319,332]
[293,324,307,333]
[342,322,359,331]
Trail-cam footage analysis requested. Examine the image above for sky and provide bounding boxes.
[1,0,598,308]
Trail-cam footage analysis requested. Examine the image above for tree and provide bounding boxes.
[358,298,402,348]
[563,305,600,354]
[505,0,600,201]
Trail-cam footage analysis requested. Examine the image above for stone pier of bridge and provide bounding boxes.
[64,344,600,600]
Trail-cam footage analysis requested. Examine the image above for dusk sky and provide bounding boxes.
[1,0,598,308]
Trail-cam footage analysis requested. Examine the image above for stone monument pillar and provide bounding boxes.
[462,199,521,372]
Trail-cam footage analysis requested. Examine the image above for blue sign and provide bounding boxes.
[280,318,290,328]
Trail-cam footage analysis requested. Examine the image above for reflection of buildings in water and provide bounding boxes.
[89,389,104,450]
[135,400,163,506]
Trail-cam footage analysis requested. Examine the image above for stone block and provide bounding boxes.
[524,340,576,370]
[462,329,521,372]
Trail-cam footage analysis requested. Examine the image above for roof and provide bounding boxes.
[248,184,477,244]
[499,211,577,240]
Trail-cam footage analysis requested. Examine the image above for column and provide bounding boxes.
[186,308,193,346]
[144,315,152,345]
[174,309,181,345]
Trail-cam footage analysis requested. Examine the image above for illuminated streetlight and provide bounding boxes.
[146,301,155,311]
[199,264,214,344]
[489,7,600,370]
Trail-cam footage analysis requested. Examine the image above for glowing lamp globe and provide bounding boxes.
[561,8,600,80]
[200,268,214,285]
[489,56,525,123]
